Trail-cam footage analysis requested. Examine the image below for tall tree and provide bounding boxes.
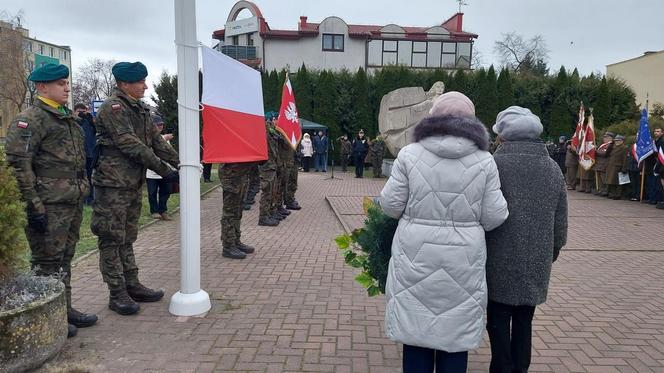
[313,70,337,130]
[496,68,515,111]
[71,58,116,105]
[592,77,611,129]
[0,14,28,115]
[151,72,178,135]
[494,32,549,73]
[548,67,573,137]
[292,64,313,120]
[352,67,372,136]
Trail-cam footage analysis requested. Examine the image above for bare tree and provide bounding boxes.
[0,11,29,113]
[494,32,549,73]
[72,58,116,105]
[471,47,483,69]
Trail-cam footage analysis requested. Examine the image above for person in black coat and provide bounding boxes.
[74,103,96,205]
[351,129,369,178]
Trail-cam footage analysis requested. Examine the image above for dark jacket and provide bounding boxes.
[351,137,369,156]
[338,137,352,155]
[486,141,568,306]
[77,112,96,158]
[594,141,613,172]
[552,142,566,171]
[313,135,328,154]
[606,143,628,185]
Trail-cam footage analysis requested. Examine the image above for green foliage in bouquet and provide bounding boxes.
[336,203,398,297]
[0,149,28,280]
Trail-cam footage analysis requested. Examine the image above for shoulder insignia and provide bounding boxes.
[17,121,29,129]
[112,104,122,111]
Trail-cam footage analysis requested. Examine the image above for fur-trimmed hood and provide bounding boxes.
[413,115,490,152]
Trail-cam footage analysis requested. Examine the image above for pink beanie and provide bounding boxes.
[428,91,475,118]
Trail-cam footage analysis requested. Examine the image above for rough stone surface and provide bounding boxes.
[0,278,67,373]
[378,82,445,156]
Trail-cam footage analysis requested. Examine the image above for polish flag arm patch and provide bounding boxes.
[17,121,29,129]
[111,104,122,111]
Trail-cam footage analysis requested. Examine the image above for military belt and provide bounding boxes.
[34,169,85,179]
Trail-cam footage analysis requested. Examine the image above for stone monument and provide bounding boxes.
[378,81,445,157]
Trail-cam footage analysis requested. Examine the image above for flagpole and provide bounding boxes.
[169,0,211,316]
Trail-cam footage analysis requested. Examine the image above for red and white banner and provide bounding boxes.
[659,146,664,165]
[578,112,596,171]
[571,103,585,151]
[201,46,267,163]
[276,75,302,149]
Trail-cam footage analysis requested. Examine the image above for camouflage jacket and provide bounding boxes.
[369,139,386,158]
[5,99,88,214]
[93,88,179,189]
[259,126,279,172]
[276,134,293,168]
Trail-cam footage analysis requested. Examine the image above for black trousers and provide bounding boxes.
[353,153,365,177]
[486,300,536,373]
[402,344,468,373]
[146,178,171,214]
[340,154,349,172]
[302,156,312,172]
[202,162,212,181]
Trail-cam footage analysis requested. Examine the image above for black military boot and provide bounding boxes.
[271,212,285,221]
[68,307,98,328]
[285,201,302,210]
[67,324,78,338]
[127,283,165,302]
[109,289,140,315]
[237,242,255,254]
[258,216,279,226]
[277,207,291,216]
[222,246,247,259]
[243,204,252,210]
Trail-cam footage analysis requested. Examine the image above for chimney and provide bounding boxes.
[456,13,463,32]
[300,16,308,28]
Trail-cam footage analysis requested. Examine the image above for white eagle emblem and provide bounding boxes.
[285,102,298,123]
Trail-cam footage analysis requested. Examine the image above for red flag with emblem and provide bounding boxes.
[579,112,596,171]
[571,103,585,151]
[276,74,301,149]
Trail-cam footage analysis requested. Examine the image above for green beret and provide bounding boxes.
[28,63,69,82]
[112,61,148,83]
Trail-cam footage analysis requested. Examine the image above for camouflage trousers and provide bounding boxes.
[244,166,260,205]
[27,202,83,309]
[372,157,384,178]
[273,165,288,211]
[220,164,251,248]
[91,187,141,291]
[259,169,276,218]
[284,162,298,204]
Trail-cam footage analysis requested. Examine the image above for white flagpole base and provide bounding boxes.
[168,290,211,317]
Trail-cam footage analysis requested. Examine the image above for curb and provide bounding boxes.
[72,184,221,267]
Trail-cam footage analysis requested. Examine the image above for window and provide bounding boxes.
[368,40,382,65]
[442,42,456,68]
[366,39,471,69]
[23,41,32,52]
[382,40,397,65]
[38,44,44,55]
[412,41,427,68]
[322,34,344,52]
[397,40,411,65]
[60,50,67,60]
[247,34,254,46]
[426,41,441,68]
[456,42,472,69]
[50,47,54,57]
[232,35,239,45]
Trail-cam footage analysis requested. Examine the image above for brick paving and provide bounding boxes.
[45,169,664,372]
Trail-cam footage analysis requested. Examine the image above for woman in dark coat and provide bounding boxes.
[351,130,369,178]
[486,106,568,373]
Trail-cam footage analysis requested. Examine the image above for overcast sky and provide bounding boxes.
[2,0,662,101]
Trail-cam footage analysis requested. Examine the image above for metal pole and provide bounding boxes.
[169,0,211,316]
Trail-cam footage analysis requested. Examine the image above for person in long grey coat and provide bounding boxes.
[486,106,568,373]
[380,92,509,373]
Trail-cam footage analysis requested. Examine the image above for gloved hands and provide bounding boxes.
[163,170,179,183]
[28,213,48,233]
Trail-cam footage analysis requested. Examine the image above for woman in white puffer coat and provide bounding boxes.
[379,92,509,373]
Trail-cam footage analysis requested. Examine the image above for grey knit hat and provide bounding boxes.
[615,135,625,141]
[492,106,543,141]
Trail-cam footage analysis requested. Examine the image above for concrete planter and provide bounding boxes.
[0,278,67,373]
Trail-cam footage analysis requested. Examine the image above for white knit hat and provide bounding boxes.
[492,106,543,141]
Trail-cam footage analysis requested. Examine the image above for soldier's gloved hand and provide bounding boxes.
[27,213,48,233]
[163,170,179,183]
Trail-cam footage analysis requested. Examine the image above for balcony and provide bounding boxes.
[220,45,261,67]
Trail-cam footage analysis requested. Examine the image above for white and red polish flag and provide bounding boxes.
[658,146,664,166]
[578,112,596,171]
[571,103,585,151]
[201,46,267,163]
[276,74,302,149]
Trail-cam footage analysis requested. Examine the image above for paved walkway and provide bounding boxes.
[45,170,664,372]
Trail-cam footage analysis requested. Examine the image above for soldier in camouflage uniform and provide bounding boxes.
[219,161,257,259]
[273,131,293,219]
[92,62,180,316]
[258,121,280,226]
[284,149,301,210]
[369,134,386,178]
[243,165,260,210]
[5,64,97,338]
